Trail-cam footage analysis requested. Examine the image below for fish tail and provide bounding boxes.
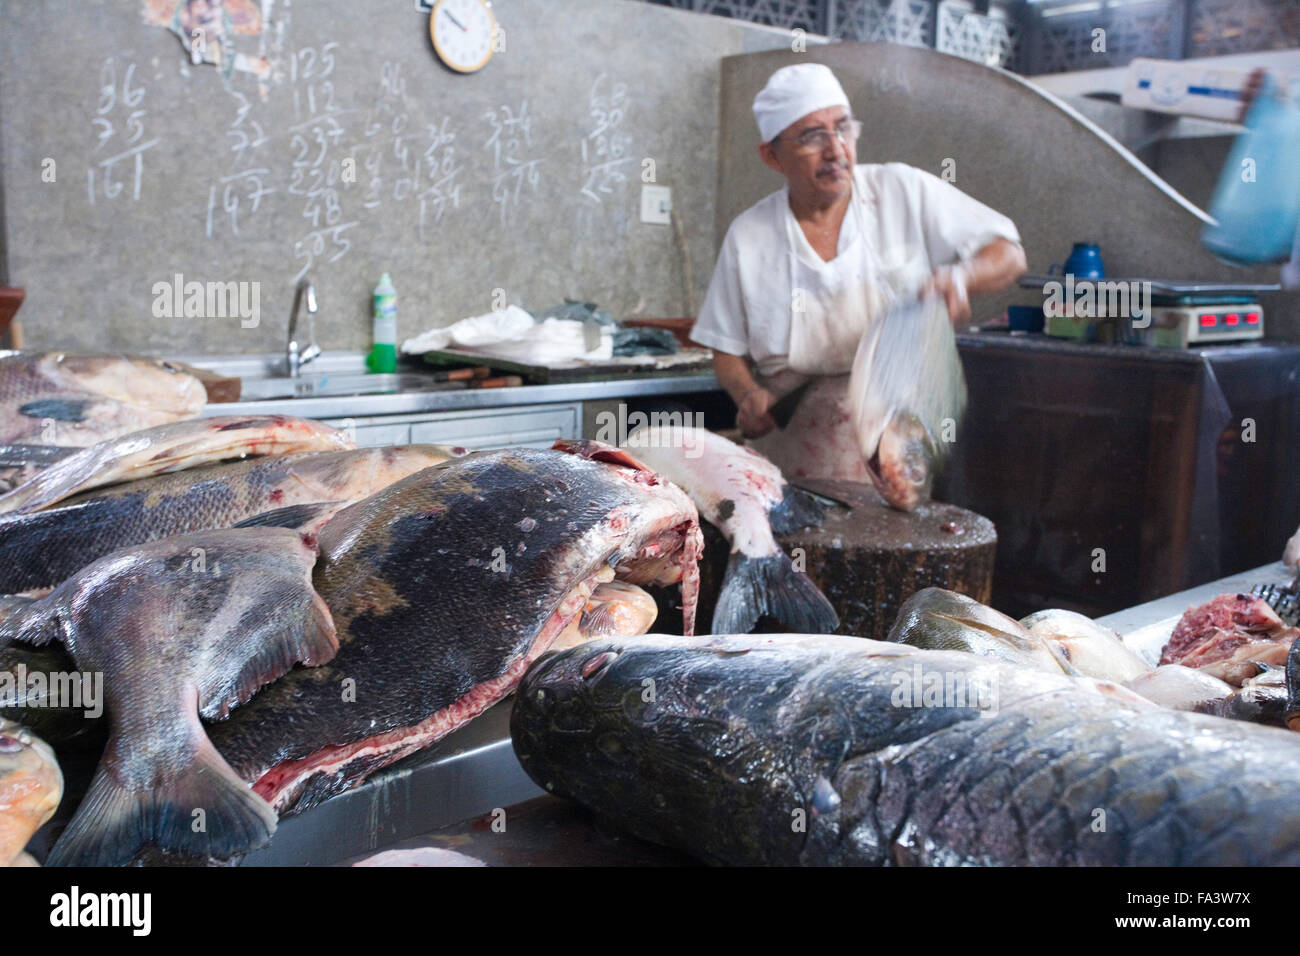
[47,737,276,866]
[711,553,839,636]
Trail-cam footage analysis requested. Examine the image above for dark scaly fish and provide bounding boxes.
[620,425,836,635]
[513,633,1300,866]
[0,445,456,593]
[0,716,62,867]
[0,528,337,866]
[0,352,206,445]
[0,414,354,515]
[212,445,702,820]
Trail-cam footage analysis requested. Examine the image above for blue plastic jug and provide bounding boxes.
[1202,73,1300,266]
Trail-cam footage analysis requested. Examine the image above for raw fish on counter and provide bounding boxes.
[888,588,1068,673]
[0,445,457,593]
[0,352,206,446]
[512,633,1300,866]
[1019,607,1150,683]
[620,425,838,635]
[209,444,702,824]
[0,716,61,867]
[0,527,337,866]
[0,414,354,515]
[1160,593,1300,681]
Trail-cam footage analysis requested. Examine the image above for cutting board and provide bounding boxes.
[419,346,713,384]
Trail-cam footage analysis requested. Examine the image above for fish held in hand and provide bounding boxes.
[0,527,337,867]
[847,297,965,512]
[620,425,837,635]
[0,414,355,516]
[211,444,702,820]
[513,633,1300,866]
[0,717,61,867]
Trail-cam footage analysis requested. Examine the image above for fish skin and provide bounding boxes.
[889,588,1069,674]
[0,414,355,516]
[1020,608,1150,683]
[0,528,337,867]
[211,446,702,819]
[0,445,456,593]
[620,425,837,635]
[512,633,1300,866]
[0,716,62,866]
[0,353,206,445]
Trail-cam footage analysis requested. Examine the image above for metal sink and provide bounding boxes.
[237,372,457,401]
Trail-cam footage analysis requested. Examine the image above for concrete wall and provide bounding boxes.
[0,0,790,354]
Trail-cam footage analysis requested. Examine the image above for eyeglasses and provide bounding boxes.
[776,119,863,155]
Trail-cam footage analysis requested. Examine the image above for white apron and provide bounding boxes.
[749,182,895,481]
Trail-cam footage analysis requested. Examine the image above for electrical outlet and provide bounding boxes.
[640,185,672,225]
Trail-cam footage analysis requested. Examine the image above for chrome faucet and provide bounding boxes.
[286,277,321,377]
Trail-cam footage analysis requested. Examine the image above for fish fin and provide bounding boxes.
[47,736,276,866]
[712,553,839,635]
[199,591,337,722]
[554,439,657,477]
[17,398,93,422]
[768,484,827,535]
[0,594,61,649]
[233,501,342,531]
[0,443,74,468]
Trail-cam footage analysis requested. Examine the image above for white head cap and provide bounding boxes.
[753,64,851,143]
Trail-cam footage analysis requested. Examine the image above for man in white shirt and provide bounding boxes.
[691,63,1027,480]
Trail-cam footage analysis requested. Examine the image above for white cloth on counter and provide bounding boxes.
[690,162,1021,377]
[401,305,613,363]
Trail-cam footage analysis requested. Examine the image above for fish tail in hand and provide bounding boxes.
[712,553,839,635]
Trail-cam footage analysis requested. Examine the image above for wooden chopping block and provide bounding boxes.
[660,480,996,640]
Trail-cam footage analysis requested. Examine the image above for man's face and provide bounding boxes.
[759,105,857,204]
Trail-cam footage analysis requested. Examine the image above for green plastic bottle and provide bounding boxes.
[367,273,398,373]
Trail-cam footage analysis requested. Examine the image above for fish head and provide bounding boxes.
[45,354,207,415]
[0,718,62,864]
[865,412,933,512]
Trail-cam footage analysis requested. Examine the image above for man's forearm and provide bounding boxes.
[964,238,1027,295]
[712,351,761,405]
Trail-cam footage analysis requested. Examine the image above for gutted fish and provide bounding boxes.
[888,587,1069,674]
[619,425,837,635]
[513,633,1300,866]
[551,580,661,651]
[0,528,338,866]
[1161,593,1300,681]
[212,445,702,820]
[0,352,206,446]
[0,717,61,867]
[1020,608,1149,683]
[846,297,965,512]
[0,414,354,515]
[0,445,457,593]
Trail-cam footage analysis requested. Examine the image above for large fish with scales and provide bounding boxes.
[0,527,337,866]
[0,414,353,515]
[0,445,457,593]
[0,352,206,446]
[211,443,702,820]
[512,633,1300,866]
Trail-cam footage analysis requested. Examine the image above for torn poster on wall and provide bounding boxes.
[141,0,271,82]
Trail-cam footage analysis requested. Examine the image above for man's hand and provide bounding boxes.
[922,263,971,324]
[737,386,778,438]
